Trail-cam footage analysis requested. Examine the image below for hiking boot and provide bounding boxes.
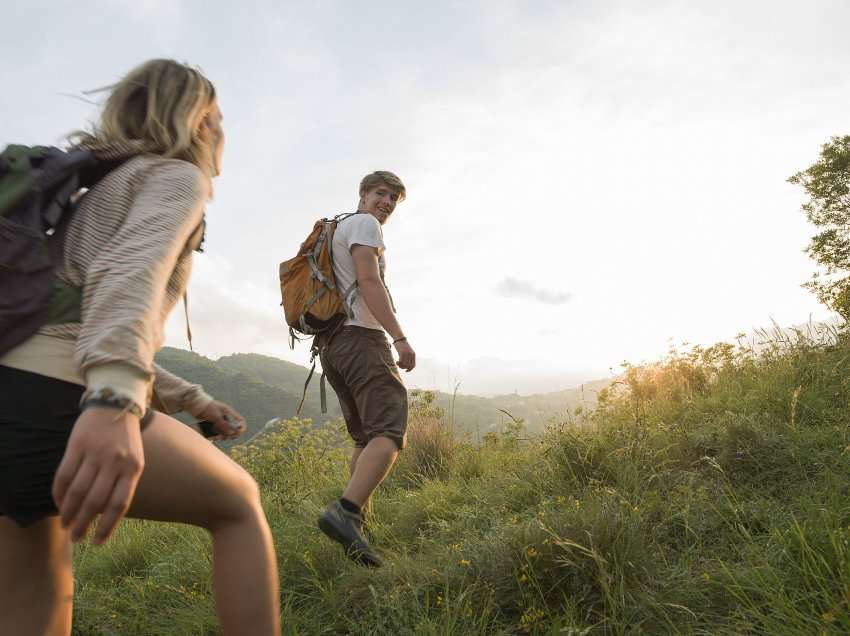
[318,501,382,568]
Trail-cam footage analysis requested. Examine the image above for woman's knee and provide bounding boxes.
[233,466,262,511]
[207,465,265,530]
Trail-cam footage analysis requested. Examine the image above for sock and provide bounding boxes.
[340,497,362,516]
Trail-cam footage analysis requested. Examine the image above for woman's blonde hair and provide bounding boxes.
[73,59,219,180]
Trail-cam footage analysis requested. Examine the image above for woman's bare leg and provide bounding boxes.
[0,516,73,636]
[128,412,279,636]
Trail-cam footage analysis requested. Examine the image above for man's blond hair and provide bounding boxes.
[359,171,406,202]
[72,59,219,181]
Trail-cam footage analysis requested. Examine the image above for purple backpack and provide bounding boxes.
[0,145,111,356]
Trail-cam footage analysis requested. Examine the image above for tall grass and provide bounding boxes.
[72,325,850,634]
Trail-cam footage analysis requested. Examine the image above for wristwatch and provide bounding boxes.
[80,387,145,419]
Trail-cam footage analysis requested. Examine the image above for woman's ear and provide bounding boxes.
[197,113,212,141]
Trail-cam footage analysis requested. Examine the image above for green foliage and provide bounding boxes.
[789,135,850,319]
[393,389,456,484]
[73,328,850,634]
[231,417,350,506]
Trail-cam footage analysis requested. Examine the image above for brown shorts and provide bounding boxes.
[319,326,407,450]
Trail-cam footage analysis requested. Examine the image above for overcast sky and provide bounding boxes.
[3,1,848,395]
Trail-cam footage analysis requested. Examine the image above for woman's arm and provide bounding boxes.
[74,161,209,412]
[153,363,214,416]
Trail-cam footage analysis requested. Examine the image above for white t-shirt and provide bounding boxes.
[331,212,388,331]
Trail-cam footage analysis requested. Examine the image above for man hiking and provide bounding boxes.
[316,170,414,567]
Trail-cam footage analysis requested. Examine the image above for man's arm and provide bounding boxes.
[351,244,416,371]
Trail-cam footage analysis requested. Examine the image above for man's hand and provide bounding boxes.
[197,400,247,440]
[52,408,144,545]
[394,339,416,372]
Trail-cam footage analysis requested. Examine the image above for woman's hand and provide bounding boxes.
[52,407,145,545]
[197,400,247,440]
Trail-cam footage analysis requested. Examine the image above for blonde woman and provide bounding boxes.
[0,60,280,635]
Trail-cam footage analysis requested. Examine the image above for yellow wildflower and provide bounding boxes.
[459,559,471,567]
[519,608,546,633]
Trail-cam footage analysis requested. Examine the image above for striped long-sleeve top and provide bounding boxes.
[0,152,214,415]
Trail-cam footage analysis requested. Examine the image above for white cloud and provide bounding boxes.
[495,277,573,305]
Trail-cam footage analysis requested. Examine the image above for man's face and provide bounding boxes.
[359,183,401,225]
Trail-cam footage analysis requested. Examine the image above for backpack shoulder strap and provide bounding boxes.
[0,146,40,217]
[332,211,361,223]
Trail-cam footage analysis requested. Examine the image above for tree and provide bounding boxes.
[789,135,850,320]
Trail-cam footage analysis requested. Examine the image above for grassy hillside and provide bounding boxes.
[156,346,609,437]
[75,327,850,634]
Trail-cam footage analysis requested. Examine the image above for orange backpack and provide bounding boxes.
[279,212,360,345]
[279,212,360,413]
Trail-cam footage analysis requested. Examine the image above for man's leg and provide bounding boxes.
[348,446,373,517]
[319,431,403,567]
[342,436,398,507]
[349,446,363,476]
[318,328,406,566]
[341,334,407,510]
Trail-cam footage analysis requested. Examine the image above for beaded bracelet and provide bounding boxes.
[79,387,145,419]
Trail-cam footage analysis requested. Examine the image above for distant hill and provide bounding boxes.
[216,352,329,399]
[430,378,612,437]
[154,347,612,440]
[154,348,342,444]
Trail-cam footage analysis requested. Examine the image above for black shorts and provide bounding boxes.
[0,365,151,528]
